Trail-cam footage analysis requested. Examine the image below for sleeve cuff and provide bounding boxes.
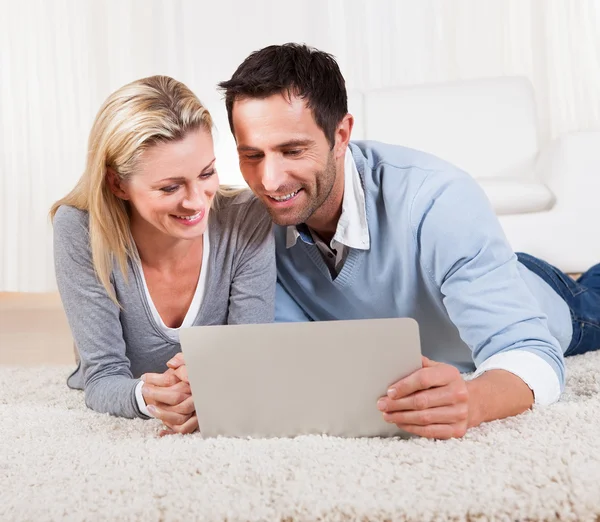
[472,350,562,406]
[135,380,154,417]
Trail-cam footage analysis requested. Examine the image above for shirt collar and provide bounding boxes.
[286,146,370,250]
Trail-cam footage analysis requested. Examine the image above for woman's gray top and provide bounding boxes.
[53,191,275,419]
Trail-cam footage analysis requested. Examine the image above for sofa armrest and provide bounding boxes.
[535,131,600,210]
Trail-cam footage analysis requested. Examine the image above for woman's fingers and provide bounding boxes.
[173,364,189,384]
[141,371,178,387]
[166,352,186,369]
[149,404,193,427]
[153,395,195,416]
[159,414,199,436]
[142,380,191,406]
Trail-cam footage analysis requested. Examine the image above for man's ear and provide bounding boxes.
[106,168,129,200]
[334,113,354,160]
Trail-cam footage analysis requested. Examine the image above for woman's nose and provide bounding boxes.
[182,185,204,209]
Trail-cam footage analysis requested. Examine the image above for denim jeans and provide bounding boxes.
[517,253,600,356]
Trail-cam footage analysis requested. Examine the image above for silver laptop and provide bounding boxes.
[179,317,422,438]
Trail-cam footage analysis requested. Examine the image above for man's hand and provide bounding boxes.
[141,358,197,435]
[377,356,470,440]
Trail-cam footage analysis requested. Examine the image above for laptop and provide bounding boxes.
[179,317,422,438]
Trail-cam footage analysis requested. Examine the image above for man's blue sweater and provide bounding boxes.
[274,141,568,393]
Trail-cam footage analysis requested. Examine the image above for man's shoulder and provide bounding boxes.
[350,140,467,182]
[350,141,474,209]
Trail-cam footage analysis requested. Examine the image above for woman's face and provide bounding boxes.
[118,128,219,241]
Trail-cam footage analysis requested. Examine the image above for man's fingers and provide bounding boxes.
[387,364,461,399]
[395,423,468,440]
[383,404,469,426]
[380,380,469,412]
[166,352,185,369]
[141,372,178,387]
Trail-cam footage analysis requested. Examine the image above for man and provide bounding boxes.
[214,43,600,439]
[147,44,600,439]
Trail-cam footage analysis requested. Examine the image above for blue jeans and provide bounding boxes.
[517,253,600,356]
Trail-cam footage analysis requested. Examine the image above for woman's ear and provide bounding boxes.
[106,168,130,200]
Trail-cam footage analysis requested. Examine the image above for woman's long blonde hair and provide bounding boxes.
[50,75,233,305]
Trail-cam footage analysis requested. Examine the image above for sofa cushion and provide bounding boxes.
[477,179,555,215]
[362,77,539,181]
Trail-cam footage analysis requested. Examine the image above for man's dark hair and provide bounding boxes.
[218,43,348,148]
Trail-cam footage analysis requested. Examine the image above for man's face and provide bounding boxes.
[231,93,338,226]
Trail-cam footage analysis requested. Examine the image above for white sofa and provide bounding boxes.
[348,77,600,273]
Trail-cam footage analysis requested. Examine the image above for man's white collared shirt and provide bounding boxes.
[286,147,370,276]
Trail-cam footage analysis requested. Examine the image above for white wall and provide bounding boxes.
[1,0,600,291]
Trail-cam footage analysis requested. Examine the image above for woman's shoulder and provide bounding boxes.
[211,188,270,228]
[53,205,91,250]
[53,205,90,232]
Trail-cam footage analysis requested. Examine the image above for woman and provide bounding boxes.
[50,75,275,434]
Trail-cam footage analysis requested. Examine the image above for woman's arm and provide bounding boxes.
[226,197,276,325]
[54,206,146,419]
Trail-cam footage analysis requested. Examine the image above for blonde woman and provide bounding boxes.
[50,76,275,434]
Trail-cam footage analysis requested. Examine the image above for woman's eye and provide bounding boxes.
[200,170,216,179]
[160,185,179,194]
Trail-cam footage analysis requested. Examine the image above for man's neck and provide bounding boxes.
[306,207,342,245]
[305,157,346,244]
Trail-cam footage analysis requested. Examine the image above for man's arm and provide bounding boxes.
[378,358,535,440]
[377,357,533,439]
[378,169,565,438]
[466,369,535,426]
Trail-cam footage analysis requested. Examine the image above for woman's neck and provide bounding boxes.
[130,217,202,271]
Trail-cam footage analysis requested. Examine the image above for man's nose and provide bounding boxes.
[260,156,285,193]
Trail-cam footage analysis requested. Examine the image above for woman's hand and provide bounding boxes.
[141,361,197,435]
[166,352,187,380]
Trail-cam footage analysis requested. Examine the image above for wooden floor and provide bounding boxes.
[0,273,583,366]
[0,292,74,365]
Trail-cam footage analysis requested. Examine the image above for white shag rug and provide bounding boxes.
[2,352,600,522]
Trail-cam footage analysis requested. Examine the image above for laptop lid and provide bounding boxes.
[179,317,422,438]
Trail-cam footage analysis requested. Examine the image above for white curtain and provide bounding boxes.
[1,0,599,291]
[329,0,600,143]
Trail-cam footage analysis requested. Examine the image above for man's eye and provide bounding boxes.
[245,154,262,160]
[284,149,302,156]
[160,185,179,194]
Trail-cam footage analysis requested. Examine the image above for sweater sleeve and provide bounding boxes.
[226,198,276,325]
[53,206,147,419]
[410,172,565,402]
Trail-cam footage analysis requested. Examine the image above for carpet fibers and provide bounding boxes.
[2,352,600,521]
